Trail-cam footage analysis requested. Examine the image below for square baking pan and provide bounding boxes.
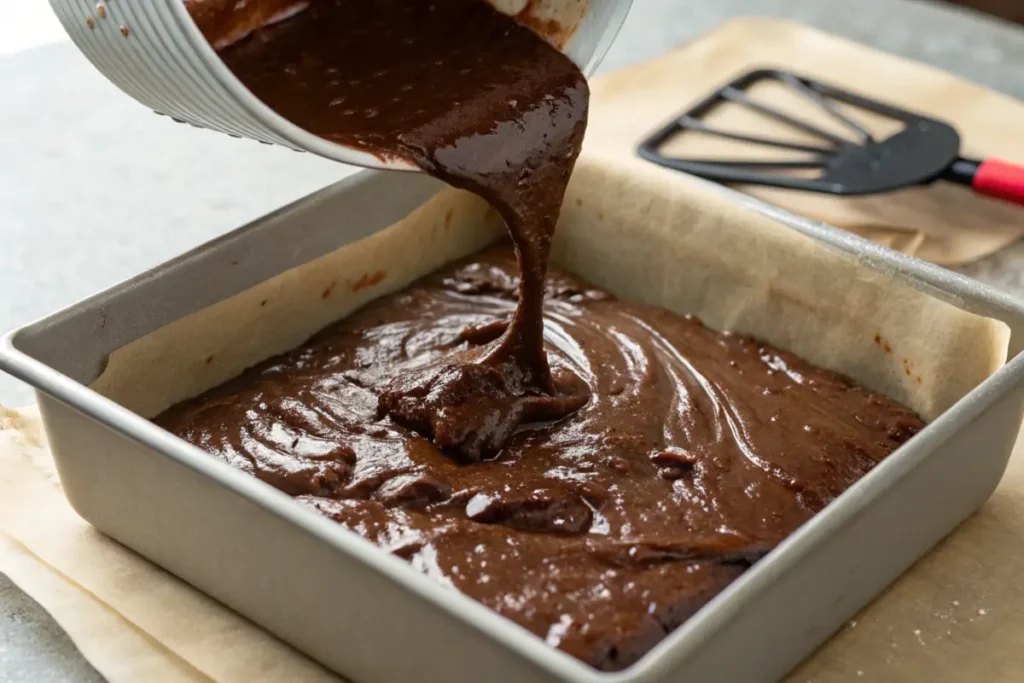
[3,165,1024,683]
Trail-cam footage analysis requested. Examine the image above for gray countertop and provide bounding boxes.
[1,0,1023,680]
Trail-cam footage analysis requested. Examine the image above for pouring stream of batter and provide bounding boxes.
[195,0,591,459]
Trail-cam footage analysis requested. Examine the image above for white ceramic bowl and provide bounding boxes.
[49,0,632,170]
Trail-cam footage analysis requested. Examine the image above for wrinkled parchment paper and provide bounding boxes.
[585,19,1024,265]
[92,158,1008,422]
[5,402,1024,683]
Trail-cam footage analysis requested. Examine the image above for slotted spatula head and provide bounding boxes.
[638,69,963,196]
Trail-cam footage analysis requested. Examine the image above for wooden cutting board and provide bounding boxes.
[586,18,1024,266]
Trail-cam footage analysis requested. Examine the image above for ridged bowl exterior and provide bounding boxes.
[48,0,632,170]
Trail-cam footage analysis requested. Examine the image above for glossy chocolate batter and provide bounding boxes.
[200,0,589,460]
[177,0,924,669]
[157,246,924,670]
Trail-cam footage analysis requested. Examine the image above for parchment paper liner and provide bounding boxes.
[91,156,1008,423]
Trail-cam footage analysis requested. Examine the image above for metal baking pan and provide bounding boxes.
[3,168,1024,683]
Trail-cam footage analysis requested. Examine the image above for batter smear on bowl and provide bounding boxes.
[165,0,926,670]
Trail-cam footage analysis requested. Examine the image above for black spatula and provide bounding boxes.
[638,69,1024,206]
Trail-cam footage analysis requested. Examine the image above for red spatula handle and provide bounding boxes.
[973,158,1024,206]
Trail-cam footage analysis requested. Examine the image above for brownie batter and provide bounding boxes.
[157,247,924,670]
[197,0,590,459]
[176,0,925,669]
